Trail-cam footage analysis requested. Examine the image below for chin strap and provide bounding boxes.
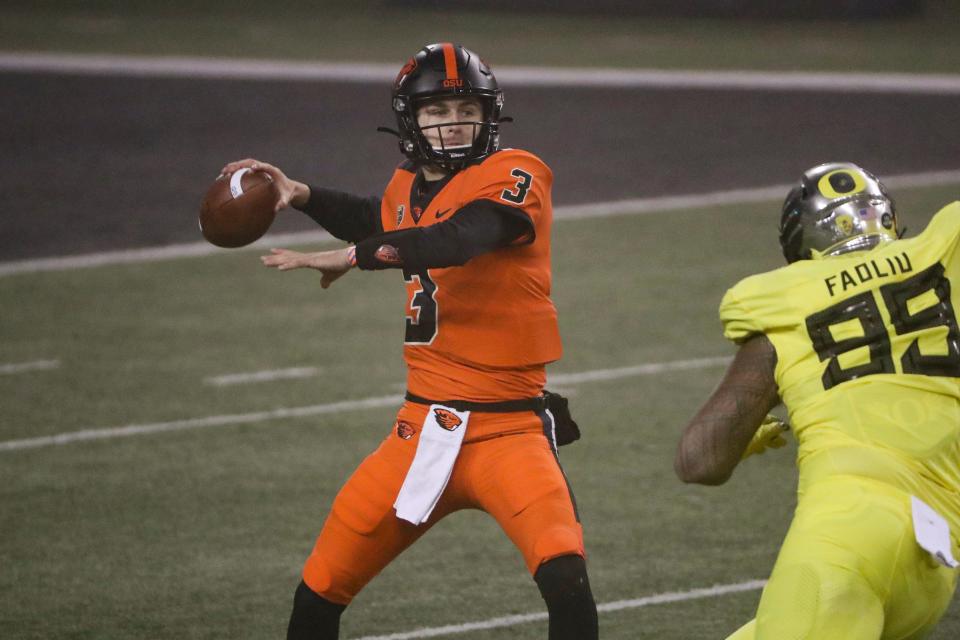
[376,126,401,138]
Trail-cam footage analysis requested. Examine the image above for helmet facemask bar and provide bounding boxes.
[419,120,480,160]
[395,92,502,171]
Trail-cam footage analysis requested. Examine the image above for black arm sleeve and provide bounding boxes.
[354,200,534,272]
[294,185,383,243]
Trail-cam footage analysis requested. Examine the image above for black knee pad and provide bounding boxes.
[535,555,598,639]
[287,581,347,640]
[535,555,594,602]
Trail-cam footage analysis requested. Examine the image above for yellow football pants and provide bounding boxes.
[727,477,956,640]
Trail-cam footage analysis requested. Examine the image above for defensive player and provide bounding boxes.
[221,44,597,639]
[675,161,960,639]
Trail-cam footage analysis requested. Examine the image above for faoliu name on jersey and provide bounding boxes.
[823,251,913,297]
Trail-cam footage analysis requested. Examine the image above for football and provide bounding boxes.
[199,168,279,248]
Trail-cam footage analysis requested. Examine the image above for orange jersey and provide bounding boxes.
[379,149,562,401]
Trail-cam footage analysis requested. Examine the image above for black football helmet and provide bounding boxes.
[389,43,504,171]
[779,162,898,263]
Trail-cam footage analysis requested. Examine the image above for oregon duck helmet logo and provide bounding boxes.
[779,162,898,263]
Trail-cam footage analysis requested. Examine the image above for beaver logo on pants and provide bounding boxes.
[433,408,463,431]
[396,421,416,440]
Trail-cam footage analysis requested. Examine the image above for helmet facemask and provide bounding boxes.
[395,92,502,172]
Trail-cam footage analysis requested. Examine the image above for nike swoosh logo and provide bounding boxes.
[435,208,452,220]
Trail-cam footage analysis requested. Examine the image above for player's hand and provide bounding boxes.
[219,158,310,212]
[741,414,790,460]
[261,247,354,289]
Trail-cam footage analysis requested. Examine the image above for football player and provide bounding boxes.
[221,43,597,639]
[675,162,960,639]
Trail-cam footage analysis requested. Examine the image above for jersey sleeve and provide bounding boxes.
[719,282,765,344]
[466,150,553,243]
[295,186,383,242]
[353,201,531,271]
[919,201,960,252]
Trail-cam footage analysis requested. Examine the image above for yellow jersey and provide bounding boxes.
[720,202,960,531]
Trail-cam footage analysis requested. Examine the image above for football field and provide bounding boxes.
[3,2,960,637]
[3,182,960,639]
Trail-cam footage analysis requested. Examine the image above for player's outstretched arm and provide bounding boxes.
[220,158,310,212]
[675,334,780,485]
[261,247,355,289]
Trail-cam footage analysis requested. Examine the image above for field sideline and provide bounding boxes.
[3,167,959,277]
[4,52,960,94]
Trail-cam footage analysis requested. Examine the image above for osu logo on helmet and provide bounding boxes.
[433,408,463,431]
[394,58,417,90]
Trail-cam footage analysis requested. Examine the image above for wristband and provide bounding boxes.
[347,245,358,267]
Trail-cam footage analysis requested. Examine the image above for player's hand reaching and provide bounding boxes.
[220,158,310,212]
[741,414,790,460]
[261,247,355,289]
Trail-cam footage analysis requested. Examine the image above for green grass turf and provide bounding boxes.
[2,183,960,638]
[1,0,960,72]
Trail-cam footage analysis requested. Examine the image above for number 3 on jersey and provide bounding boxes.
[500,168,533,205]
[404,269,438,344]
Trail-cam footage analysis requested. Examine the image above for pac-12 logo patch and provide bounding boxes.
[396,204,405,226]
[433,408,463,431]
[396,421,416,440]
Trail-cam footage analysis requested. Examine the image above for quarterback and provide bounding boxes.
[675,162,960,639]
[221,44,597,639]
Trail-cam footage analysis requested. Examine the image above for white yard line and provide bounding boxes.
[0,229,334,277]
[548,356,730,384]
[0,359,60,375]
[0,356,729,452]
[3,52,960,94]
[3,168,959,278]
[553,168,960,221]
[0,394,404,452]
[351,579,766,640]
[204,366,320,387]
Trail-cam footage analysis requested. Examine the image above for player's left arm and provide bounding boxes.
[674,334,781,485]
[353,152,547,271]
[353,199,531,271]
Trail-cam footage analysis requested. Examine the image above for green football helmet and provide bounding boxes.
[779,162,898,263]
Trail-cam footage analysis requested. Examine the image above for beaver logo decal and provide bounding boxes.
[396,421,415,440]
[433,408,463,431]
